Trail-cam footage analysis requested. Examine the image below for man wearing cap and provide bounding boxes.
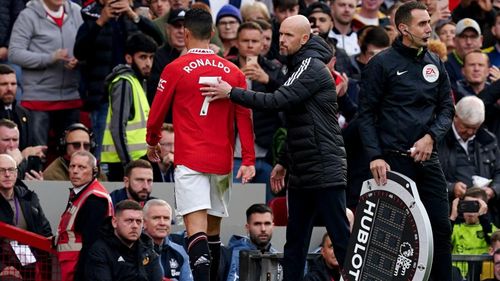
[148,8,186,103]
[305,2,334,39]
[216,4,242,59]
[446,18,483,89]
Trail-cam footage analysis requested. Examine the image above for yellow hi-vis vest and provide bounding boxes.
[101,74,149,163]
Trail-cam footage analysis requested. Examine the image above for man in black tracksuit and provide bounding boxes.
[202,15,349,281]
[358,2,454,280]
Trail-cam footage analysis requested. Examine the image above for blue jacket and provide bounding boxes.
[226,235,277,281]
[157,238,193,281]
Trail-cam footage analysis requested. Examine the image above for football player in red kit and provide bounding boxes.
[146,8,256,281]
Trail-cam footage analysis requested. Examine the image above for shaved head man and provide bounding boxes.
[201,9,350,281]
[279,15,311,56]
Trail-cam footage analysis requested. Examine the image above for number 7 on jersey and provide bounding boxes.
[198,76,221,116]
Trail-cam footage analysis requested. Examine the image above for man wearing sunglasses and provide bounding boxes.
[44,123,107,181]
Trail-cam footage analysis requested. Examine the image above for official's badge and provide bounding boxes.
[422,64,439,83]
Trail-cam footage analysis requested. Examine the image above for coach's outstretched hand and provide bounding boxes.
[200,77,233,102]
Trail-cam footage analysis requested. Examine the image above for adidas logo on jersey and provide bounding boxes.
[194,255,210,267]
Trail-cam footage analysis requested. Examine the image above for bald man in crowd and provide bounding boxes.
[202,15,350,280]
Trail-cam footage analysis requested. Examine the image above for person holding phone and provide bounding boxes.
[438,96,500,225]
[450,187,496,279]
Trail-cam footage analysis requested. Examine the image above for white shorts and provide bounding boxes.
[174,165,231,218]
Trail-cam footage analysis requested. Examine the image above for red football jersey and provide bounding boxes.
[146,49,255,175]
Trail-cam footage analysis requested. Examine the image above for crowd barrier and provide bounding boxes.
[239,251,494,281]
[0,222,60,281]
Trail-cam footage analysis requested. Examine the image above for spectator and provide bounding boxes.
[350,26,390,81]
[446,18,483,89]
[450,187,496,278]
[329,0,360,56]
[44,123,107,181]
[436,21,456,55]
[101,33,157,181]
[110,159,155,206]
[152,0,190,45]
[56,150,113,281]
[231,22,285,203]
[453,50,491,100]
[84,200,162,281]
[0,0,26,101]
[303,233,341,281]
[142,123,175,182]
[438,96,500,223]
[418,0,451,31]
[146,8,256,281]
[0,154,52,280]
[305,2,334,39]
[484,13,500,67]
[74,0,162,160]
[8,0,83,147]
[0,64,31,150]
[254,20,274,58]
[357,2,455,280]
[147,8,186,104]
[0,0,25,62]
[216,4,242,59]
[451,0,496,42]
[226,203,277,281]
[481,230,500,280]
[148,0,170,19]
[240,2,271,22]
[0,119,46,180]
[268,0,300,61]
[202,15,350,281]
[485,248,500,281]
[352,0,390,31]
[143,199,193,281]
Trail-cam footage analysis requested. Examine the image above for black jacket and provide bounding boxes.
[303,255,340,281]
[147,43,182,105]
[85,219,162,281]
[358,38,454,160]
[438,127,500,196]
[74,2,162,110]
[230,35,347,189]
[0,179,52,236]
[0,99,32,150]
[0,0,25,48]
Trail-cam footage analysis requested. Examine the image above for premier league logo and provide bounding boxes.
[341,171,433,281]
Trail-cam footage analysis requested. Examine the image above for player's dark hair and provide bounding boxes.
[395,1,427,28]
[185,8,213,40]
[125,33,158,55]
[246,203,273,222]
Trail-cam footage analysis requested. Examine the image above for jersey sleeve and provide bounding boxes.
[146,64,180,146]
[234,73,255,166]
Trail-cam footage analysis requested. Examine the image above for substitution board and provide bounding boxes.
[340,171,433,281]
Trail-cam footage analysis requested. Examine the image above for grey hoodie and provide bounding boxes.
[9,0,83,102]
